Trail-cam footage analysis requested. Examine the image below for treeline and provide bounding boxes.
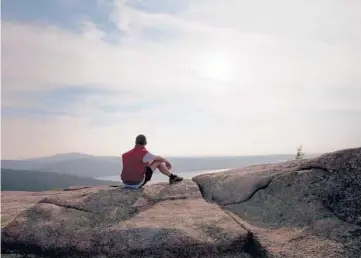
[1,169,117,192]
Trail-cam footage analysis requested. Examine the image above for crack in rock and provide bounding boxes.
[38,200,92,214]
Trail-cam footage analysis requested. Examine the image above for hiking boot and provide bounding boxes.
[169,174,183,184]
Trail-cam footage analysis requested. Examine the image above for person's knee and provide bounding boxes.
[152,161,163,166]
[150,161,163,170]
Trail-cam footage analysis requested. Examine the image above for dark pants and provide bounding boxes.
[140,166,153,187]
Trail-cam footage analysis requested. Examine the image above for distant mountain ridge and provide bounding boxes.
[1,152,312,178]
[1,168,117,192]
[1,153,121,177]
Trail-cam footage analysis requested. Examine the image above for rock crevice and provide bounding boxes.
[38,200,93,214]
[193,147,361,257]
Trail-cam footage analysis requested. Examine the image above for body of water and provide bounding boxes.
[96,168,230,184]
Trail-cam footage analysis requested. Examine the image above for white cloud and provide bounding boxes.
[1,0,361,159]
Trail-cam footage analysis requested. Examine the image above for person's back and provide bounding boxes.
[121,144,149,185]
[120,134,183,188]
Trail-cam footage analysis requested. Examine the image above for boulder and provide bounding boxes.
[193,158,308,206]
[2,180,254,257]
[1,191,61,229]
[299,147,361,226]
[193,147,361,257]
[1,186,112,228]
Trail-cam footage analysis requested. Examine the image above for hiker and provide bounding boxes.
[120,134,183,188]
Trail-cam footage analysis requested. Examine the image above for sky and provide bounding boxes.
[1,0,361,159]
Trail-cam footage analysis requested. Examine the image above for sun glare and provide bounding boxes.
[196,52,237,83]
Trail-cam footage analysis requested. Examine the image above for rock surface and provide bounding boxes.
[2,181,254,257]
[2,147,360,257]
[194,147,361,257]
[1,186,112,229]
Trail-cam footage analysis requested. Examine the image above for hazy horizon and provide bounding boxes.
[2,0,361,159]
[2,150,312,161]
[1,152,300,177]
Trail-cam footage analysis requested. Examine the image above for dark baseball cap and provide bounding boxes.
[135,134,147,145]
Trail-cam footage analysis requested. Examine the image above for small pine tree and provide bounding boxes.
[295,145,305,160]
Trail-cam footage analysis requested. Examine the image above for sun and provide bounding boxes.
[196,51,237,83]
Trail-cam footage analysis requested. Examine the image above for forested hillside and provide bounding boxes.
[1,169,118,191]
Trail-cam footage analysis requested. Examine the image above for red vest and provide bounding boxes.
[120,145,149,184]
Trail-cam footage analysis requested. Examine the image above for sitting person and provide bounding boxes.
[120,134,183,188]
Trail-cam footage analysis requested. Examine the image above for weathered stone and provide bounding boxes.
[2,147,360,257]
[193,162,302,206]
[300,147,361,226]
[193,147,361,257]
[226,169,332,229]
[2,180,252,257]
[1,191,61,228]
